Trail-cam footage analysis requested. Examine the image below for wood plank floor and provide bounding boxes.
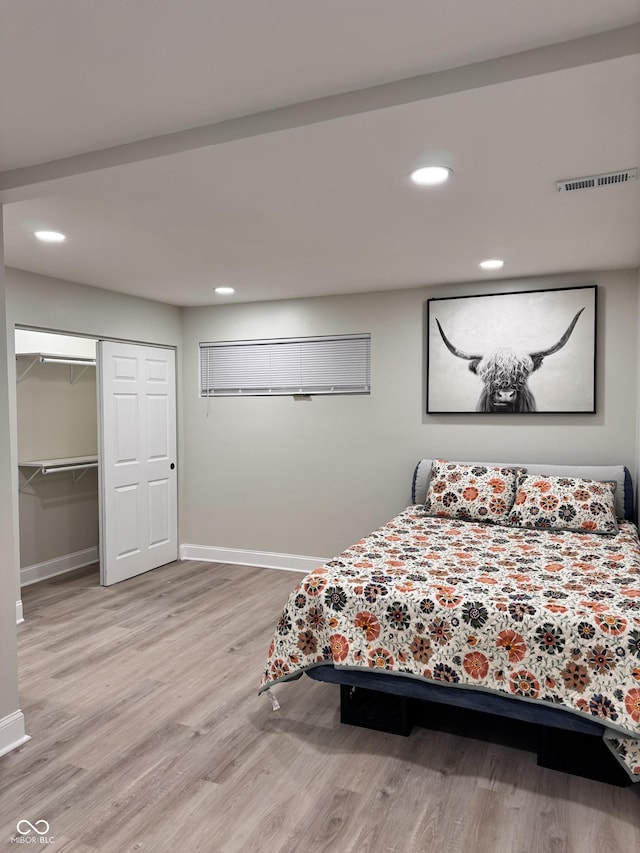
[2,560,640,852]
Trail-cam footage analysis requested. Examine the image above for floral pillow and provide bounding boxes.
[424,460,524,524]
[507,474,618,535]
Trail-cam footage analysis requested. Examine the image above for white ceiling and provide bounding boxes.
[1,1,639,306]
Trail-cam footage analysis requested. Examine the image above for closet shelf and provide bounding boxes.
[16,352,96,384]
[18,456,99,490]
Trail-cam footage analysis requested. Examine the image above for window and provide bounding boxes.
[200,333,371,397]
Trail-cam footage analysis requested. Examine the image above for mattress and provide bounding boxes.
[260,506,640,780]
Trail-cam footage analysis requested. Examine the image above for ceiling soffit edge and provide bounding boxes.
[1,23,638,203]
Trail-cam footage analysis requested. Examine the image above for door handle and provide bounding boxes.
[170,463,175,470]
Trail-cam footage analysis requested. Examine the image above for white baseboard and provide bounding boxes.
[179,544,329,574]
[0,710,30,758]
[16,600,23,625]
[20,546,99,588]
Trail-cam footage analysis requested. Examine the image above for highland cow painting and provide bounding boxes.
[426,285,597,414]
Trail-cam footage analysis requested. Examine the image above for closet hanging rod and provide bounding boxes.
[39,356,96,366]
[18,458,98,491]
[40,462,98,474]
[16,353,97,382]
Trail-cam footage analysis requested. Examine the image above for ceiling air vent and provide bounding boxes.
[556,168,637,193]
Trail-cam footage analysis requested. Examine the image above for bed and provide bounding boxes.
[260,459,640,786]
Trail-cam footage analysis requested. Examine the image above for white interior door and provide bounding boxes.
[98,341,177,585]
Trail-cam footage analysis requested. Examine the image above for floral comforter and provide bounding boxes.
[260,507,640,779]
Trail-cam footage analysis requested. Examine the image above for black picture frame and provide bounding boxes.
[426,285,597,414]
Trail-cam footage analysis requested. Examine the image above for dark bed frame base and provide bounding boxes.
[338,683,632,787]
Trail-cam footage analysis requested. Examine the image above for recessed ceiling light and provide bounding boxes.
[214,286,235,295]
[479,259,504,270]
[409,166,452,186]
[34,230,66,243]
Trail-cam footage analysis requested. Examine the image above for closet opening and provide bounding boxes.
[15,327,179,598]
[16,328,99,588]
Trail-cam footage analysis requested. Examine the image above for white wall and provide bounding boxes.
[0,210,25,754]
[6,268,181,346]
[16,361,97,462]
[181,269,638,559]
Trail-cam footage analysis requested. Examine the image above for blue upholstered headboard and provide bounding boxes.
[412,459,634,521]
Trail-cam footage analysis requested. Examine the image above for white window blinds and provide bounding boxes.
[200,334,371,396]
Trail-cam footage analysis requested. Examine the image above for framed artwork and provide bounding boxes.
[426,285,597,414]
